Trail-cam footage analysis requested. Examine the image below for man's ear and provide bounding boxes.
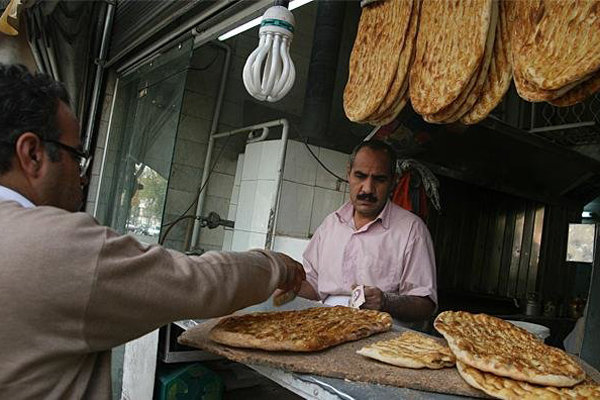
[14,132,45,177]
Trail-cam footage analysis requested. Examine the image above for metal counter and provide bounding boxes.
[176,297,469,400]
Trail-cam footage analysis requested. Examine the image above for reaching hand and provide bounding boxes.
[275,252,305,293]
[362,285,384,310]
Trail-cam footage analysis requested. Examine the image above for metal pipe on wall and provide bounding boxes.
[186,41,231,251]
[189,119,289,251]
[83,1,116,153]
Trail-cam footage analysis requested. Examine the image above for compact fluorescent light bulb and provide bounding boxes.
[242,4,296,102]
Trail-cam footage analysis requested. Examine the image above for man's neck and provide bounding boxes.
[353,212,377,230]
[0,174,37,205]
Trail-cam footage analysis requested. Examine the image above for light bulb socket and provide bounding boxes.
[260,5,295,37]
[274,0,290,8]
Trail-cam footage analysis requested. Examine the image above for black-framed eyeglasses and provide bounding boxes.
[0,136,92,178]
[43,139,92,178]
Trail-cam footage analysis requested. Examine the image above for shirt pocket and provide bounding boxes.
[358,253,399,292]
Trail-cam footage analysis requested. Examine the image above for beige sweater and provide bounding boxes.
[0,200,289,399]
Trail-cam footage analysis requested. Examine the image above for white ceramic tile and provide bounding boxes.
[242,142,261,181]
[221,230,233,251]
[276,181,314,238]
[229,185,240,206]
[235,180,257,231]
[251,180,277,233]
[234,154,244,185]
[257,140,285,181]
[227,204,237,221]
[207,172,234,199]
[230,230,267,251]
[273,236,311,263]
[310,187,344,236]
[283,140,317,186]
[231,230,249,252]
[315,147,349,191]
[247,231,267,249]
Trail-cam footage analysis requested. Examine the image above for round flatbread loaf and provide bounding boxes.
[343,0,412,122]
[410,0,492,115]
[512,0,600,91]
[425,0,498,124]
[457,361,600,400]
[210,306,392,352]
[461,0,512,125]
[549,71,600,107]
[367,0,420,124]
[434,311,585,387]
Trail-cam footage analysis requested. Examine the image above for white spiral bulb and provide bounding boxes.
[243,5,296,103]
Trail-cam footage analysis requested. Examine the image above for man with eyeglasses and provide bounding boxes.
[0,64,305,399]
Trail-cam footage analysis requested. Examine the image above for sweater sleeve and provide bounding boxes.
[83,228,289,351]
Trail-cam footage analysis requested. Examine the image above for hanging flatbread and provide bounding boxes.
[357,331,456,369]
[461,0,512,125]
[513,0,600,91]
[410,0,492,115]
[367,0,420,124]
[434,311,585,387]
[549,71,600,107]
[424,0,498,124]
[457,361,600,400]
[344,0,412,122]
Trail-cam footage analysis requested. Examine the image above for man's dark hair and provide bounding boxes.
[0,63,71,174]
[349,139,397,176]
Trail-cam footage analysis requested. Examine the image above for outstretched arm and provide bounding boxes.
[363,286,435,321]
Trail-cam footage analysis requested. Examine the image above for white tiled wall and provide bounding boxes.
[226,139,349,253]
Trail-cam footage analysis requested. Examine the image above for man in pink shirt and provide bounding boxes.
[299,140,437,323]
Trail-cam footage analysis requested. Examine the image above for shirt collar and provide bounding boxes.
[335,200,392,230]
[0,185,35,208]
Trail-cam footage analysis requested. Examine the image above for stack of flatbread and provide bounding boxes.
[435,311,600,400]
[410,0,500,124]
[343,0,419,125]
[508,0,600,107]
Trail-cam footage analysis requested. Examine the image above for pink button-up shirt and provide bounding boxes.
[303,200,437,305]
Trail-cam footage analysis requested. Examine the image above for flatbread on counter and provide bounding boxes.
[457,361,600,400]
[357,330,455,369]
[434,311,585,387]
[209,306,392,352]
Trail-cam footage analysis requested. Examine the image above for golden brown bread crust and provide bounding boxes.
[511,0,600,91]
[357,331,455,369]
[434,311,585,387]
[410,0,492,115]
[461,0,512,125]
[343,0,412,122]
[424,0,498,124]
[549,71,600,107]
[210,306,393,352]
[457,361,600,400]
[367,0,420,124]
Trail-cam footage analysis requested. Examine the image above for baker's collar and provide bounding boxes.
[0,185,35,208]
[335,199,392,230]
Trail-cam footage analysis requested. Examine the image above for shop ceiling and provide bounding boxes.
[10,0,595,207]
[109,0,600,207]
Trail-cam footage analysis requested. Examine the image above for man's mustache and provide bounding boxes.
[356,193,377,203]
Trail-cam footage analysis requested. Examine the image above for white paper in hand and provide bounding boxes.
[350,285,366,308]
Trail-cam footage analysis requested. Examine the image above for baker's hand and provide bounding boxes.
[362,286,384,311]
[275,252,305,293]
